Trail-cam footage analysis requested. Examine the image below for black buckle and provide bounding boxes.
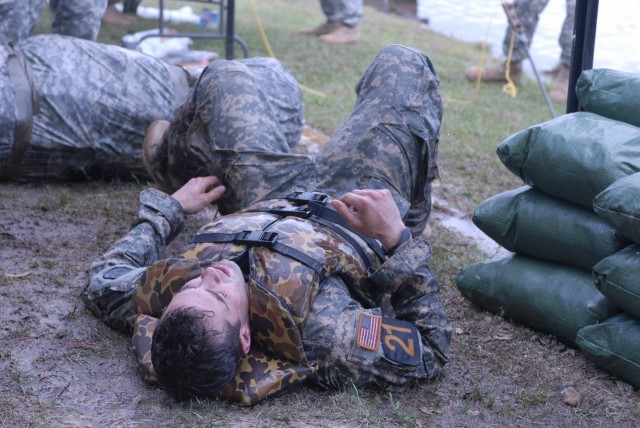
[269,206,312,219]
[235,231,278,246]
[285,191,328,205]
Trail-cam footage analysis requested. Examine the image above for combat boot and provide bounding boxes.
[549,63,570,104]
[319,24,360,44]
[465,60,523,85]
[300,21,342,36]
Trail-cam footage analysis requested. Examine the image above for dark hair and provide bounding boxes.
[151,306,242,399]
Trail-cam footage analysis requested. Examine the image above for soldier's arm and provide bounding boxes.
[83,177,224,330]
[88,176,226,286]
[368,237,451,366]
[332,188,451,367]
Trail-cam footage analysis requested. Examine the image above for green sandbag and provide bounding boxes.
[456,252,620,346]
[593,244,640,319]
[576,313,640,389]
[576,69,640,128]
[593,172,640,245]
[496,112,640,209]
[473,186,629,270]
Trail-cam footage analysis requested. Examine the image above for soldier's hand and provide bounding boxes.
[171,176,226,214]
[331,189,406,249]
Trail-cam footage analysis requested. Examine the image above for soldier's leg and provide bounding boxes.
[501,0,550,61]
[315,44,442,234]
[559,0,576,66]
[156,59,313,214]
[237,58,305,150]
[320,0,364,27]
[49,0,108,41]
[0,0,45,44]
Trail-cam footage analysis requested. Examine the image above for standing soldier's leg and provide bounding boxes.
[320,0,363,28]
[49,0,108,40]
[501,0,550,61]
[152,58,312,214]
[559,0,576,67]
[315,44,442,235]
[0,0,46,44]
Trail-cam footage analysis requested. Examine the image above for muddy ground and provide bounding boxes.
[2,155,640,427]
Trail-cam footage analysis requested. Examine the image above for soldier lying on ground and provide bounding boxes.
[0,34,303,181]
[82,44,451,405]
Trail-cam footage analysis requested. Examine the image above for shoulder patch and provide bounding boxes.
[356,312,382,351]
[381,318,422,366]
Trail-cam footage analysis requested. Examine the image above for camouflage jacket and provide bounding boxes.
[85,189,451,405]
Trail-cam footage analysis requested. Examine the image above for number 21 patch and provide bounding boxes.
[356,313,422,366]
[381,318,422,366]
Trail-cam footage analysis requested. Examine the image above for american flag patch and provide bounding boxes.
[356,312,382,350]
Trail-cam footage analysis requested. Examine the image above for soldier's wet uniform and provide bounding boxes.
[82,45,451,405]
[0,35,303,181]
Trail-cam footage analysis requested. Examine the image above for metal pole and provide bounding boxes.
[566,0,599,113]
[225,0,235,60]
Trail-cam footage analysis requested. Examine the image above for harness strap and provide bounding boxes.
[5,43,38,170]
[190,230,325,276]
[282,191,386,261]
[252,205,379,270]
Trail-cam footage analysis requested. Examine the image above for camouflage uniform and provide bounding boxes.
[151,45,439,232]
[0,0,108,44]
[502,0,576,66]
[318,0,363,27]
[0,35,303,181]
[83,45,450,404]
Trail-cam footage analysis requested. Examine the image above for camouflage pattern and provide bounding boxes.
[0,0,108,44]
[150,58,313,214]
[83,45,450,404]
[82,188,186,332]
[105,194,448,405]
[319,0,363,27]
[154,45,441,236]
[502,0,576,66]
[314,45,442,236]
[0,35,184,180]
[0,36,303,182]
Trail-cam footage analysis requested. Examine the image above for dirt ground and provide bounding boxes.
[3,177,640,428]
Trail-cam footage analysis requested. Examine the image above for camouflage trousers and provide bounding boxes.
[0,35,184,181]
[0,0,108,44]
[156,44,442,235]
[319,0,363,27]
[502,0,576,66]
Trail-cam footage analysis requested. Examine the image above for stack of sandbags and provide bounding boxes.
[457,69,640,386]
[578,172,640,388]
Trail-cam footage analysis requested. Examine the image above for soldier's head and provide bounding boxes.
[151,261,251,398]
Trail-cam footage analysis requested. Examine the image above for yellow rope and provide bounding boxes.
[247,0,327,98]
[442,8,496,105]
[502,28,518,98]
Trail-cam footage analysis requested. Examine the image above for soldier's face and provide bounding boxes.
[165,260,251,348]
